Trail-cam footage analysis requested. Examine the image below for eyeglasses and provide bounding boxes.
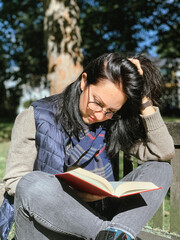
[87,86,120,120]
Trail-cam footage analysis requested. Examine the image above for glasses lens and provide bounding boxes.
[105,112,114,119]
[88,102,120,120]
[88,102,102,112]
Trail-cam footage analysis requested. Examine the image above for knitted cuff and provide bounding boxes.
[140,107,165,132]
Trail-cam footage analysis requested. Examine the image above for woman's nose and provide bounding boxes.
[93,111,106,120]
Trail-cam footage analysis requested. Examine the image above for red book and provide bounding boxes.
[55,168,161,198]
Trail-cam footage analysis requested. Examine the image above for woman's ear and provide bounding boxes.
[80,73,87,91]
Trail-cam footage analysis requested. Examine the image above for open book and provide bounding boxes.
[55,168,161,198]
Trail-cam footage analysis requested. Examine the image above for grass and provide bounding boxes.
[0,118,13,180]
[163,116,180,122]
[8,223,15,240]
[0,141,10,180]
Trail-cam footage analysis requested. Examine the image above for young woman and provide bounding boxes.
[2,53,174,240]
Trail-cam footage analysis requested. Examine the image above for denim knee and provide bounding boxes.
[148,161,172,182]
[15,171,57,210]
[124,161,173,190]
[140,161,173,190]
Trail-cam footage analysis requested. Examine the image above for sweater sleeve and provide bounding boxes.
[3,106,37,196]
[126,107,175,162]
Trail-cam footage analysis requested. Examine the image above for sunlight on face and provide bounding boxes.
[79,76,127,125]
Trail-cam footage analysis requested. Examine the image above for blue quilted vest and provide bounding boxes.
[31,95,68,174]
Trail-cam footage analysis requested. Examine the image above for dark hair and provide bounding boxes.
[55,53,162,157]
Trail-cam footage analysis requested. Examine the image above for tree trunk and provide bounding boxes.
[44,0,83,95]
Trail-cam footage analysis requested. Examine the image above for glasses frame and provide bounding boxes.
[87,85,120,120]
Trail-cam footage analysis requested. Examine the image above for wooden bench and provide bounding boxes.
[113,122,180,240]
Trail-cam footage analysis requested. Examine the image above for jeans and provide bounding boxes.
[14,161,172,240]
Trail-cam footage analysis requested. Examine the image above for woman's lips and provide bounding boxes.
[89,115,97,122]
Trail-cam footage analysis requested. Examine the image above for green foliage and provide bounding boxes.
[23,99,36,109]
[160,58,180,112]
[0,120,14,142]
[78,0,180,110]
[0,0,47,82]
[0,0,48,117]
[78,0,142,65]
[0,0,179,116]
[140,0,180,58]
[78,0,180,63]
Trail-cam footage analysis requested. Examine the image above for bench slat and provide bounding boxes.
[166,122,180,145]
[170,148,180,234]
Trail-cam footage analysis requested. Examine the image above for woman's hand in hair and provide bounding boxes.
[128,58,143,76]
[72,187,107,202]
[129,58,156,115]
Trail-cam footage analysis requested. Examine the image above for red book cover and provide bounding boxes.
[55,169,161,198]
[56,172,112,196]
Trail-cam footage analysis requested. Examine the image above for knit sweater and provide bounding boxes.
[3,106,175,196]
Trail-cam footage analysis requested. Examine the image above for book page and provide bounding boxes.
[109,181,124,191]
[71,170,114,193]
[114,181,159,197]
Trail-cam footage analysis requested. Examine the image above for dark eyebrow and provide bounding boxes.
[93,94,104,105]
[93,94,118,112]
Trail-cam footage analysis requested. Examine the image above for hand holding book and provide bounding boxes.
[72,188,107,202]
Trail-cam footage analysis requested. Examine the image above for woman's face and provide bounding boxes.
[79,73,127,125]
